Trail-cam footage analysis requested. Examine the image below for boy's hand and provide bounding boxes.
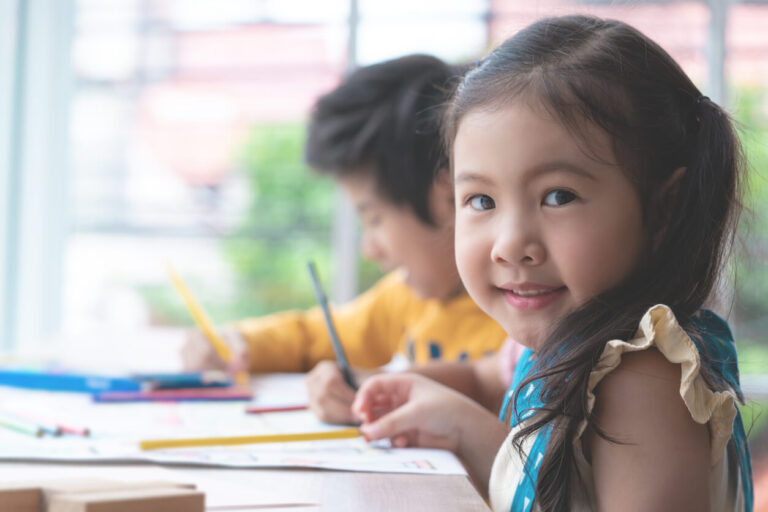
[306,361,360,425]
[180,326,249,375]
[352,373,471,452]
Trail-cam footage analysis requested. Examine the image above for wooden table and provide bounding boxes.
[1,331,491,510]
[0,462,491,511]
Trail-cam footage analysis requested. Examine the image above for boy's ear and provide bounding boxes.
[429,169,455,224]
[651,166,686,250]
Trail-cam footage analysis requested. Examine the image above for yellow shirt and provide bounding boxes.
[237,272,507,373]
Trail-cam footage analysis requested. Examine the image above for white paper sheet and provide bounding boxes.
[0,377,467,476]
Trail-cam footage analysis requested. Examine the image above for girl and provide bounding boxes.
[352,15,753,512]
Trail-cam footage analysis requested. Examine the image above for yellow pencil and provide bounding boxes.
[166,264,249,385]
[139,427,361,451]
[166,264,232,363]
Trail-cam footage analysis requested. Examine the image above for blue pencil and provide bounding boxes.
[0,369,141,393]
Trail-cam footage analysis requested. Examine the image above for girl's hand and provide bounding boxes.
[353,373,511,491]
[352,373,475,452]
[180,326,249,376]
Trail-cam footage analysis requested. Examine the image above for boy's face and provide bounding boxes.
[452,101,647,350]
[339,171,462,300]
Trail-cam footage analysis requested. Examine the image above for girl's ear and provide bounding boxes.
[651,166,686,250]
[429,169,455,226]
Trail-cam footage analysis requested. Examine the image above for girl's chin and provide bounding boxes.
[502,326,548,352]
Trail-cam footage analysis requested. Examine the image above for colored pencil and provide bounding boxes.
[166,264,248,385]
[245,404,308,414]
[0,369,141,393]
[0,413,44,437]
[166,265,232,363]
[306,261,357,390]
[1,408,88,436]
[134,371,232,390]
[139,427,361,451]
[57,423,90,437]
[94,386,253,403]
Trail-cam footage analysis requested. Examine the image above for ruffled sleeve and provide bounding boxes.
[577,304,738,465]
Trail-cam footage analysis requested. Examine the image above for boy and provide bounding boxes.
[182,54,508,423]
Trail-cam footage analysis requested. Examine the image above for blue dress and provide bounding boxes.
[490,305,753,512]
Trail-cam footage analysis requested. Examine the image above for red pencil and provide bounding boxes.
[57,424,90,436]
[245,404,308,414]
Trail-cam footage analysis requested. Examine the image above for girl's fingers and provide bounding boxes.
[392,434,410,448]
[352,374,415,420]
[359,401,420,441]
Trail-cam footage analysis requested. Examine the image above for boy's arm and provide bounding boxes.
[237,273,408,373]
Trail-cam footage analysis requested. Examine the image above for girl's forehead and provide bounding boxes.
[454,101,619,172]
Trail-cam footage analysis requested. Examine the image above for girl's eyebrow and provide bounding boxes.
[528,161,598,181]
[455,162,598,186]
[454,171,494,185]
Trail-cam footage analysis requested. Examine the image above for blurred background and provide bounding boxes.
[0,0,767,505]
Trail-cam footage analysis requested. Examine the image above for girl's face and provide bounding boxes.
[453,101,647,350]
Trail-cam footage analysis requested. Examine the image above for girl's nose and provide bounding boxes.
[490,219,546,266]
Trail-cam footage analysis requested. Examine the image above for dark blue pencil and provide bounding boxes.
[306,261,357,390]
[132,371,232,390]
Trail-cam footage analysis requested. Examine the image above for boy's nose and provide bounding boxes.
[360,233,383,262]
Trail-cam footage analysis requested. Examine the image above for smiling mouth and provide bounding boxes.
[500,286,567,310]
[508,287,566,297]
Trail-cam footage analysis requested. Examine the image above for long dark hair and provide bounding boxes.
[444,15,744,511]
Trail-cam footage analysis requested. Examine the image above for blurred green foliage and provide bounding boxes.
[221,124,335,318]
[732,87,768,346]
[142,123,381,326]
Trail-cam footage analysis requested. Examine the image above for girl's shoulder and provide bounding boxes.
[585,304,740,465]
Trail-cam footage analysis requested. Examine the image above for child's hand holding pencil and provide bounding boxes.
[167,264,250,381]
[181,326,249,375]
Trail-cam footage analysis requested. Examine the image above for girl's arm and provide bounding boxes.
[353,373,510,491]
[307,337,522,425]
[406,354,506,413]
[304,351,503,425]
[587,348,710,512]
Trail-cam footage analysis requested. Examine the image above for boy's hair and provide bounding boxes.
[445,15,743,511]
[306,54,458,225]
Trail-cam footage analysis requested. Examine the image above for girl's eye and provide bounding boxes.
[468,194,495,211]
[542,189,577,206]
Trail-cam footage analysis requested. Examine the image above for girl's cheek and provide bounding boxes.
[455,229,489,294]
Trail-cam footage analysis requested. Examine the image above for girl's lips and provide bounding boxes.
[500,286,567,310]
